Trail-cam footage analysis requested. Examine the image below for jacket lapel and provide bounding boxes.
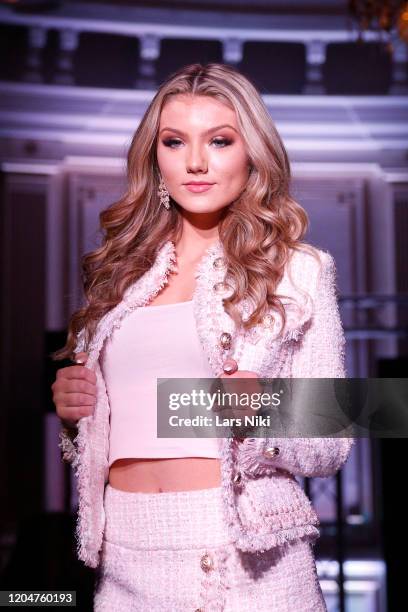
[191,239,239,377]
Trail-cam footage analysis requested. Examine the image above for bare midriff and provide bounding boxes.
[108,248,223,494]
[108,458,222,493]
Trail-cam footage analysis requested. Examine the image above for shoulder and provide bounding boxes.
[273,244,339,335]
[285,244,337,293]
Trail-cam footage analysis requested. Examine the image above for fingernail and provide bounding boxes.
[223,358,238,374]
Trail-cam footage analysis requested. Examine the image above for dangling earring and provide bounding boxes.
[157,177,171,210]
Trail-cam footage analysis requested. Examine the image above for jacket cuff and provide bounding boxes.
[236,438,280,477]
[237,435,355,479]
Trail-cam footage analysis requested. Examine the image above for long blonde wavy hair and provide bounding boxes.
[53,62,317,362]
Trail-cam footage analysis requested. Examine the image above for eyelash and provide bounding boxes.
[162,137,233,149]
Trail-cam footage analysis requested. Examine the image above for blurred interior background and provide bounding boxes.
[0,1,407,610]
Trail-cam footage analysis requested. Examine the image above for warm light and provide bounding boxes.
[349,0,408,47]
[398,3,408,43]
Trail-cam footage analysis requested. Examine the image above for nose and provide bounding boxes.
[186,143,208,174]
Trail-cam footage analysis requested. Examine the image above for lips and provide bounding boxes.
[184,183,215,193]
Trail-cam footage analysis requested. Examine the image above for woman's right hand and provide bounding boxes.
[51,352,97,429]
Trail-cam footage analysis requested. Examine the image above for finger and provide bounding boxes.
[56,365,96,384]
[54,391,96,408]
[55,378,97,396]
[56,400,88,422]
[59,405,92,422]
[73,351,89,364]
[56,405,93,423]
[222,359,238,375]
[221,370,258,378]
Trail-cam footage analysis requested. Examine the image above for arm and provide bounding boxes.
[238,251,355,479]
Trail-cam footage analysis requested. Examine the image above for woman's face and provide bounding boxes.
[156,94,250,216]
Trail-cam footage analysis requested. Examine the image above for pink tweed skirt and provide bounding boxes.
[93,483,327,612]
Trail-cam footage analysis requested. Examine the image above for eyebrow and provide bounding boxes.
[159,124,238,136]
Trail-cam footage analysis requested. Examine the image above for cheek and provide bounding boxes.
[212,151,248,185]
[156,150,182,185]
[156,147,170,173]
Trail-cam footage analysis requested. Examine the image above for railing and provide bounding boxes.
[1,5,407,94]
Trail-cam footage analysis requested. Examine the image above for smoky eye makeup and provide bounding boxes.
[212,137,233,147]
[161,136,234,148]
[161,138,182,147]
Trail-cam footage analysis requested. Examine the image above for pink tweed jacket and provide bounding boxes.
[59,239,354,568]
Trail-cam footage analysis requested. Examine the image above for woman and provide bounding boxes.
[51,62,354,611]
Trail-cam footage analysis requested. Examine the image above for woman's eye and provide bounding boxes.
[162,137,232,148]
[212,138,232,147]
[162,138,182,148]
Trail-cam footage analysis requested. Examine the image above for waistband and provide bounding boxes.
[103,483,232,551]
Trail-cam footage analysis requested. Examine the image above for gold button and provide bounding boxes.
[200,553,214,572]
[232,471,242,485]
[219,332,232,349]
[213,256,226,269]
[263,446,280,458]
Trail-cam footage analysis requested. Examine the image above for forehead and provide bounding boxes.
[159,95,237,128]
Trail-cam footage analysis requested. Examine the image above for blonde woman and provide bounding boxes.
[51,63,354,611]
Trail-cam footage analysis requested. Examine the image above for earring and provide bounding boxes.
[157,177,171,210]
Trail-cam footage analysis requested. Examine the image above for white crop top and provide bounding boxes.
[100,300,220,466]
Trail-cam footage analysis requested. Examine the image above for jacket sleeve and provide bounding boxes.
[58,328,86,466]
[238,251,355,479]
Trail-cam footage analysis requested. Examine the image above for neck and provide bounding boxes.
[174,234,220,264]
